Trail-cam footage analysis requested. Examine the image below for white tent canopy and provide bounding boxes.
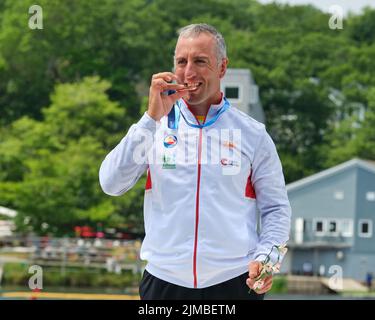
[0,206,17,218]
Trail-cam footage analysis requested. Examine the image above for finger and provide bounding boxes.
[246,275,260,289]
[246,278,254,289]
[249,262,261,279]
[164,83,187,91]
[246,273,272,290]
[262,276,273,288]
[152,79,186,93]
[255,282,272,294]
[166,89,189,102]
[254,278,273,294]
[152,72,178,82]
[151,79,172,91]
[162,86,189,97]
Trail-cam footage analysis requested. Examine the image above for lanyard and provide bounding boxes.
[168,97,230,130]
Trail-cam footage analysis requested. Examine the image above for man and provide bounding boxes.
[99,23,291,300]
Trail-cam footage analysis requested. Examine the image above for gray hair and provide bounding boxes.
[175,23,227,65]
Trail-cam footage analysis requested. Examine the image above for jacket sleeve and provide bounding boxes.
[251,127,292,264]
[99,112,157,196]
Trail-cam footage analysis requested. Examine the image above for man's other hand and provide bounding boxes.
[246,261,273,294]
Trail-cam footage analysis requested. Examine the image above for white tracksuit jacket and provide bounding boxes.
[99,95,291,288]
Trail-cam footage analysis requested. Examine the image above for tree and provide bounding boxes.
[0,76,145,235]
[347,7,375,44]
[0,0,141,124]
[324,87,375,166]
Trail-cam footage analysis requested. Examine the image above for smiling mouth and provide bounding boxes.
[184,82,203,91]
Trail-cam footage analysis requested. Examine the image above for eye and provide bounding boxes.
[176,59,186,65]
[195,59,206,64]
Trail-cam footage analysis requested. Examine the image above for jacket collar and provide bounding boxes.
[179,92,225,125]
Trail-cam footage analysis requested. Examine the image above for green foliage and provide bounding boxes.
[347,8,375,44]
[0,76,144,235]
[324,87,375,166]
[0,0,140,124]
[42,77,126,147]
[269,275,288,294]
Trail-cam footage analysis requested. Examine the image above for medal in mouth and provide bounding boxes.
[177,82,203,92]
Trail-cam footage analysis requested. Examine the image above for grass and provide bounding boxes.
[269,275,288,294]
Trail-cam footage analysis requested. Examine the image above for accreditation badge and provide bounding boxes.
[162,153,176,169]
[163,134,178,148]
[162,132,178,169]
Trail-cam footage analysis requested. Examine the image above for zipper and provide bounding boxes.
[193,127,203,288]
[183,99,209,289]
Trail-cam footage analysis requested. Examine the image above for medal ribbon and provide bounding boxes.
[167,97,230,129]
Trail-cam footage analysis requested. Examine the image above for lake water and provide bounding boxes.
[266,293,375,300]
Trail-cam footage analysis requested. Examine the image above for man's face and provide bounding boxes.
[174,33,227,106]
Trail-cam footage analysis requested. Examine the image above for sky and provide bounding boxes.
[258,0,375,15]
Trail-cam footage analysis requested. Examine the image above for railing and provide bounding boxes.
[0,235,144,274]
[289,231,353,248]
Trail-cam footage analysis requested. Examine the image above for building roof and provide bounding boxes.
[287,158,375,192]
[225,68,252,76]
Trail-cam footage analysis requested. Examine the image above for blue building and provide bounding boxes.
[285,158,375,281]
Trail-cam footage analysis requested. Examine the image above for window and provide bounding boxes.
[319,265,325,276]
[225,86,239,99]
[334,191,344,200]
[316,221,324,232]
[366,192,375,201]
[358,219,373,238]
[340,219,353,237]
[361,222,369,233]
[328,220,339,236]
[328,221,336,232]
[313,219,325,236]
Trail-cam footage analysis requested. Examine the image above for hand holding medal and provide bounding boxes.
[147,72,191,122]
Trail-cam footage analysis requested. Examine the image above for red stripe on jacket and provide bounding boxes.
[145,169,152,190]
[245,171,256,199]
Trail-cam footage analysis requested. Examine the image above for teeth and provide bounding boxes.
[184,83,201,89]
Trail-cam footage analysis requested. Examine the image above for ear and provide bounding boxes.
[219,58,229,79]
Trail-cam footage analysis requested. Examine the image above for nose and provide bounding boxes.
[184,60,197,80]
